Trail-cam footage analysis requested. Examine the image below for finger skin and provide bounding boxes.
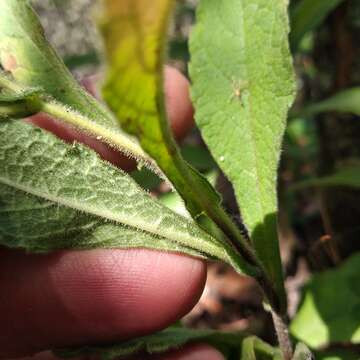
[27,67,194,170]
[0,249,206,358]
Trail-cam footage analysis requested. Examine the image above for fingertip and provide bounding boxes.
[164,66,194,140]
[0,249,206,357]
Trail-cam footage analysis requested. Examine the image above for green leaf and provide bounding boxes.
[290,252,360,349]
[291,166,360,190]
[292,343,314,360]
[55,326,246,359]
[302,87,360,117]
[0,119,250,275]
[0,73,42,119]
[0,0,155,170]
[100,0,256,275]
[189,0,296,312]
[241,336,281,360]
[290,0,346,50]
[0,83,42,103]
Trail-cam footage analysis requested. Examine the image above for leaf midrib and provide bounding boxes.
[0,173,223,251]
[236,0,266,241]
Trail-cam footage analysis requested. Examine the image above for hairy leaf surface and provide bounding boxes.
[0,120,249,274]
[0,0,152,167]
[190,0,296,310]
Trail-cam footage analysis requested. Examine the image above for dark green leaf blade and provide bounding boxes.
[291,166,360,190]
[189,0,296,312]
[290,0,345,50]
[303,87,360,117]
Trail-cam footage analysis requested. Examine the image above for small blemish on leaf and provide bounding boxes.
[230,78,249,104]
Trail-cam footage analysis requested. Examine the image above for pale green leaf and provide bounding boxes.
[0,119,251,275]
[291,166,360,190]
[189,0,296,312]
[0,0,154,170]
[55,326,246,359]
[303,87,360,117]
[290,253,360,349]
[292,343,314,360]
[290,0,345,50]
[241,336,282,360]
[100,0,256,275]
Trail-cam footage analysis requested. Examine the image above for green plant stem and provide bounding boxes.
[41,101,148,162]
[271,310,293,360]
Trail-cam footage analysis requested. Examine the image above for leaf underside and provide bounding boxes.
[56,327,286,360]
[189,0,296,310]
[0,119,247,274]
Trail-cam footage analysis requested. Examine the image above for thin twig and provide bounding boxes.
[271,310,293,360]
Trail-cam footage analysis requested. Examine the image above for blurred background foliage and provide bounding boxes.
[31,0,360,358]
